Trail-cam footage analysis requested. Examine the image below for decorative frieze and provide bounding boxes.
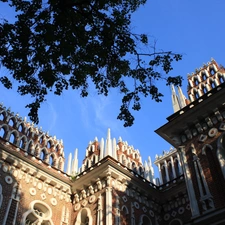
[178,110,225,144]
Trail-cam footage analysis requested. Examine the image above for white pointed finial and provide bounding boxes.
[105,128,112,156]
[112,138,117,159]
[67,153,72,175]
[100,138,104,160]
[107,128,111,140]
[148,156,152,167]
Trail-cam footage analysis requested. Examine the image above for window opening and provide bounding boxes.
[8,119,14,127]
[9,133,16,144]
[0,127,6,138]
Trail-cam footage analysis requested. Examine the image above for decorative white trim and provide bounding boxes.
[178,146,200,217]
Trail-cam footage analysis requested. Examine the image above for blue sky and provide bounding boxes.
[1,0,225,178]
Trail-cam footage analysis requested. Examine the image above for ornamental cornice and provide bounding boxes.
[0,148,71,194]
[156,84,225,147]
[0,141,70,184]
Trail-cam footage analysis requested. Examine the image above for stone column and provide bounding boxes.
[105,173,112,225]
[157,163,163,185]
[164,160,170,182]
[170,156,176,178]
[176,152,183,174]
[97,195,103,225]
[178,146,199,217]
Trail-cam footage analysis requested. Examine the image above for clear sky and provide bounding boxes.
[0,0,225,178]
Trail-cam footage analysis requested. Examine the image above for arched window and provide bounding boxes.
[210,80,216,89]
[47,141,51,149]
[0,113,4,121]
[161,165,167,184]
[168,162,174,181]
[39,136,44,144]
[9,132,16,144]
[139,167,144,177]
[201,73,207,81]
[49,155,54,166]
[8,118,15,127]
[27,128,31,137]
[218,74,225,84]
[92,155,96,165]
[201,85,207,94]
[27,142,34,154]
[40,150,46,161]
[194,90,199,99]
[0,126,6,138]
[174,159,180,177]
[210,68,215,75]
[19,137,26,149]
[21,201,53,225]
[56,145,60,153]
[85,160,89,170]
[75,208,93,225]
[135,153,138,159]
[194,78,199,86]
[18,124,23,132]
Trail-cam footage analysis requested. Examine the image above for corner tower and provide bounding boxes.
[156,59,225,224]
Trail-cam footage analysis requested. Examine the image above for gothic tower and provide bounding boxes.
[156,58,225,224]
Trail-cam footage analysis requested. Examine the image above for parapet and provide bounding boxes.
[0,103,65,171]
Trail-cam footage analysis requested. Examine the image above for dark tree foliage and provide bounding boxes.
[0,0,182,126]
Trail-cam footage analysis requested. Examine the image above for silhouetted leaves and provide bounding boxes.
[0,0,182,126]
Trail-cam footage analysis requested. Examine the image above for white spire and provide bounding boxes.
[107,128,111,139]
[177,86,187,108]
[171,85,181,113]
[144,161,150,181]
[148,156,152,168]
[112,138,117,159]
[71,148,78,174]
[100,138,104,160]
[105,128,112,156]
[67,153,72,175]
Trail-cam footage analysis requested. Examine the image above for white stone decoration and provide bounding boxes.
[2,165,8,172]
[219,122,225,131]
[149,210,154,217]
[208,128,218,137]
[186,204,190,210]
[82,200,87,207]
[41,193,46,200]
[74,203,81,211]
[5,175,13,184]
[29,188,37,196]
[171,211,177,217]
[122,196,127,202]
[50,198,57,206]
[178,207,185,214]
[48,187,52,195]
[134,201,139,209]
[142,206,147,213]
[37,182,42,190]
[164,213,170,221]
[13,169,18,177]
[88,195,96,203]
